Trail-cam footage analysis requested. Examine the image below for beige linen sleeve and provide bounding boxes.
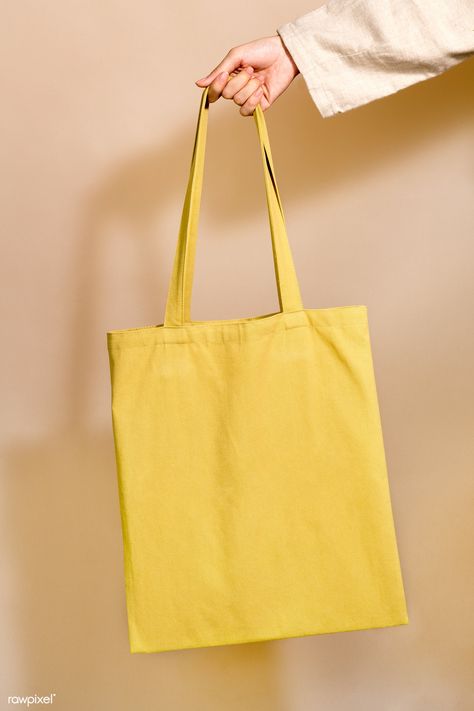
[277,0,474,117]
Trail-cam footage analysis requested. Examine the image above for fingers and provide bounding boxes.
[208,66,257,105]
[195,46,265,116]
[233,75,264,106]
[221,66,255,99]
[195,48,242,86]
[207,71,230,103]
[239,85,264,117]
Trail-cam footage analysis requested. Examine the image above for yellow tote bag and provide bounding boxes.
[107,86,409,654]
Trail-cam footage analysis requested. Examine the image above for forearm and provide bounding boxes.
[277,0,474,117]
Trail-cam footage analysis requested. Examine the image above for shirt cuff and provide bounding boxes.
[277,8,339,119]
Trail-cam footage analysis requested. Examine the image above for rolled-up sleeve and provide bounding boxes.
[277,0,474,117]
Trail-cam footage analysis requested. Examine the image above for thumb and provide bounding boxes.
[195,74,223,87]
[195,51,242,86]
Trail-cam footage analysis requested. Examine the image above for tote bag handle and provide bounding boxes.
[164,85,304,327]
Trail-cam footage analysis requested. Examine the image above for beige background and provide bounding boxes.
[1,1,473,709]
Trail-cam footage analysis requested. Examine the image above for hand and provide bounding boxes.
[195,35,299,116]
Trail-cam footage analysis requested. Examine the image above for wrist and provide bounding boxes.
[275,33,300,78]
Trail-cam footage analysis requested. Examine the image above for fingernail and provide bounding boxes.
[246,66,254,74]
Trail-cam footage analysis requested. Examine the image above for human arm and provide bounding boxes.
[277,0,474,117]
[195,0,474,117]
